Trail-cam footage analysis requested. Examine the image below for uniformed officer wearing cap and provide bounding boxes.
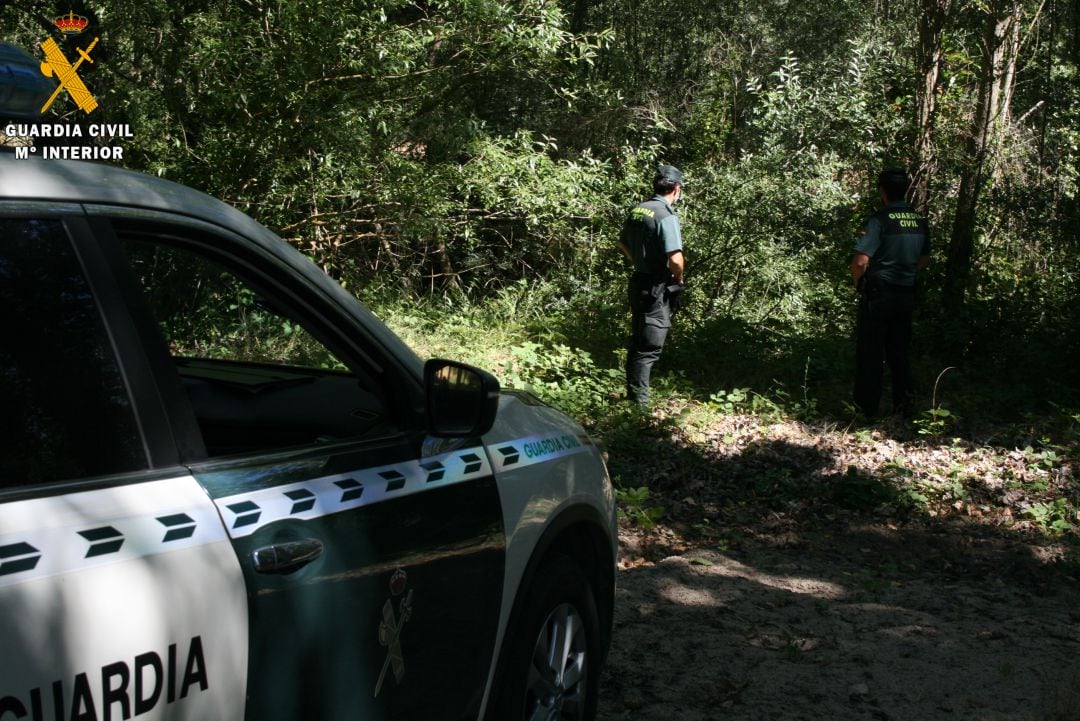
[617,164,686,405]
[850,167,931,418]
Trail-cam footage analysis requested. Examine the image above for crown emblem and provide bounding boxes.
[53,11,89,35]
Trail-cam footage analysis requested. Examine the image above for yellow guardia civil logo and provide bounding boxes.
[39,12,99,115]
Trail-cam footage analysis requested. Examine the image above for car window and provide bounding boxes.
[118,233,394,458]
[120,236,346,370]
[0,219,147,487]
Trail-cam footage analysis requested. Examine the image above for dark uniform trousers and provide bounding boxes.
[627,273,672,403]
[854,280,916,417]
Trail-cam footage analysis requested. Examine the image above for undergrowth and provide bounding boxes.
[370,293,1080,542]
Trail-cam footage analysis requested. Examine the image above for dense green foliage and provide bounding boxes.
[3,0,1078,425]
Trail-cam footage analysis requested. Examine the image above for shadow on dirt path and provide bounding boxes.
[598,534,1079,721]
[597,414,1080,721]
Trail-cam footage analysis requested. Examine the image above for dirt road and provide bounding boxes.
[597,524,1079,721]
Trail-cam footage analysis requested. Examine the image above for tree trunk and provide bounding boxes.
[994,7,1023,141]
[569,0,591,34]
[944,1,1023,311]
[912,0,950,214]
[431,237,460,292]
[1074,0,1080,62]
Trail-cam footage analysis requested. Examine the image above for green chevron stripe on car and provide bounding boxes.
[212,445,493,539]
[0,479,230,588]
[211,434,593,539]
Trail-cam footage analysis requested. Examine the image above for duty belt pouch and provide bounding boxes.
[644,281,671,328]
[665,282,685,315]
[862,276,883,300]
[630,274,672,327]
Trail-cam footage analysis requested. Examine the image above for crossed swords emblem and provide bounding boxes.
[374,586,413,697]
[39,36,99,114]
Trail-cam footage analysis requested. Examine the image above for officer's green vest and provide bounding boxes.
[624,198,675,277]
[867,203,929,287]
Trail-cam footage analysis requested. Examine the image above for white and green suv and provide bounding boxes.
[0,156,616,721]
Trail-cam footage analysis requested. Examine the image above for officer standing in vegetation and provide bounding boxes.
[617,164,686,405]
[850,167,931,418]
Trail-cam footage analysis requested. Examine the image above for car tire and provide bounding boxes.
[491,554,601,721]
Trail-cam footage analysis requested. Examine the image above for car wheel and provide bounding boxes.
[492,554,601,721]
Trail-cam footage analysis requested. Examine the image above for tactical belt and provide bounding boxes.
[866,277,916,294]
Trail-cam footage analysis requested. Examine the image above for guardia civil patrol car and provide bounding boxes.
[0,157,616,721]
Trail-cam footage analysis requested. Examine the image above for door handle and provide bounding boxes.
[251,539,324,574]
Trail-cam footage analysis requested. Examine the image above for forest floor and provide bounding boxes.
[595,410,1080,721]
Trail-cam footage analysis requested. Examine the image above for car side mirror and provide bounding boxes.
[425,359,500,438]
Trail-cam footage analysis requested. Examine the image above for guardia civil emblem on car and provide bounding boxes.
[376,569,413,697]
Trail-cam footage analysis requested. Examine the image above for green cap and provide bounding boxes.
[655,164,684,185]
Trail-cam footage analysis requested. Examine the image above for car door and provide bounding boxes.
[94,209,506,721]
[0,211,248,721]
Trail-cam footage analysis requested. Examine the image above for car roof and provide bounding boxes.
[0,156,270,238]
[0,156,426,381]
